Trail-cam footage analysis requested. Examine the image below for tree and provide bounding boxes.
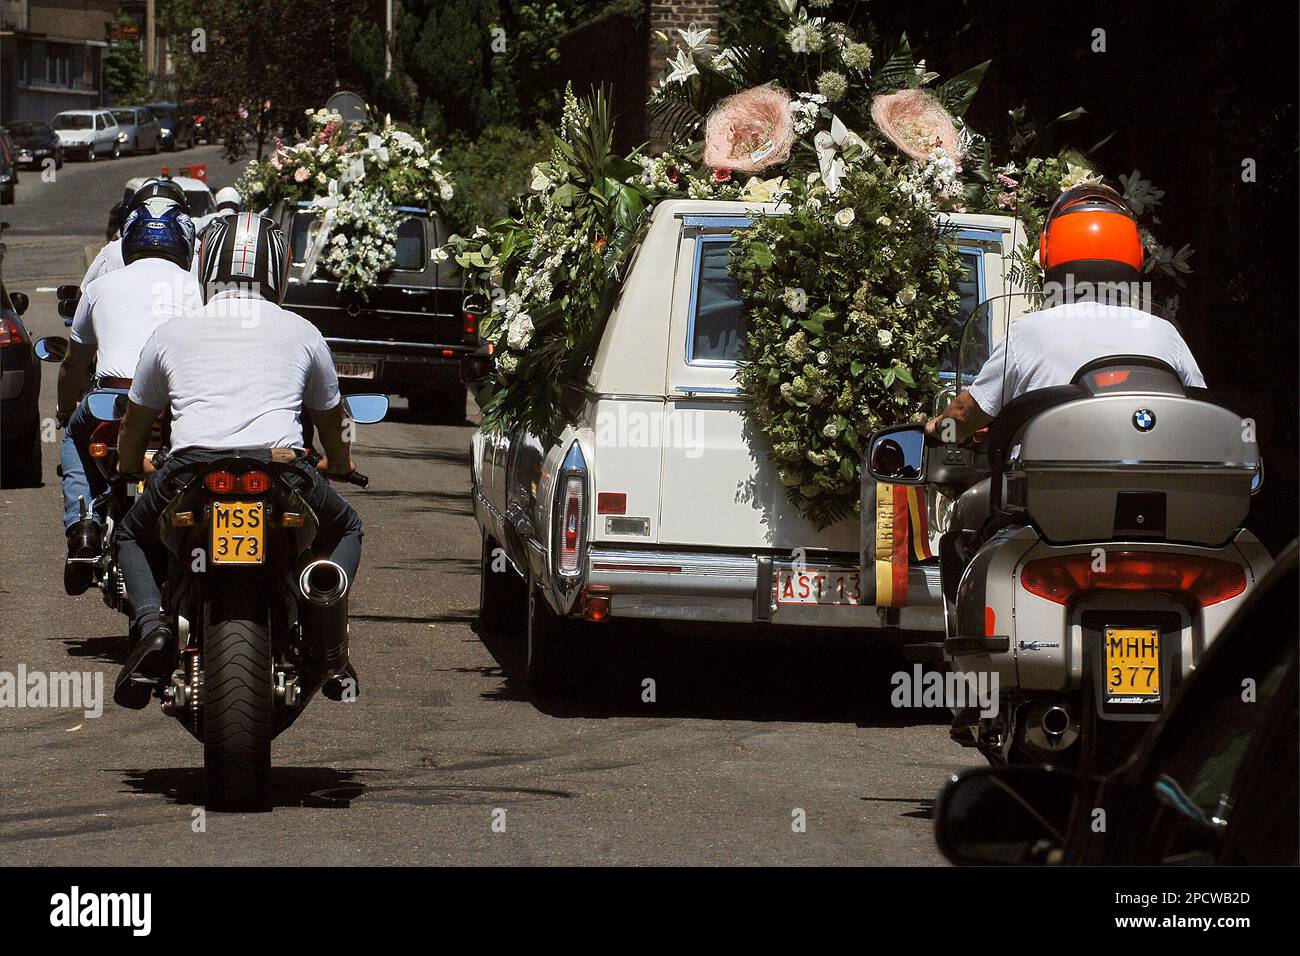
[104,15,149,103]
[160,0,369,161]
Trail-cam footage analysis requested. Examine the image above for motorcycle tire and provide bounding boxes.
[203,585,273,811]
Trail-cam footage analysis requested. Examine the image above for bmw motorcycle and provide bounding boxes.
[867,294,1271,772]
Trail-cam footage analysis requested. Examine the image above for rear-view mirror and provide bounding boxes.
[866,425,927,485]
[9,292,28,315]
[34,336,68,362]
[85,390,128,421]
[934,765,1085,865]
[343,394,389,425]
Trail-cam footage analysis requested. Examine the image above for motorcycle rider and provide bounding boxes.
[191,185,242,234]
[58,195,200,595]
[112,214,364,708]
[926,183,1205,445]
[84,178,191,289]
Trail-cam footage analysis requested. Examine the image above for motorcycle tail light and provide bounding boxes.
[237,470,270,494]
[1021,552,1247,609]
[559,475,585,576]
[203,470,236,494]
[89,442,109,458]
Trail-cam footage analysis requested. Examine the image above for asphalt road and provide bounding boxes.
[0,157,980,866]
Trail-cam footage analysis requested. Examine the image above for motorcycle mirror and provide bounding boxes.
[56,284,80,301]
[934,765,1081,866]
[865,425,928,485]
[9,292,29,316]
[342,394,389,425]
[34,336,69,363]
[58,298,78,320]
[85,390,128,421]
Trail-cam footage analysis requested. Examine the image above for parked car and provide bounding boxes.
[471,198,1025,692]
[51,110,121,161]
[6,120,63,170]
[0,129,16,204]
[145,103,196,151]
[110,107,162,155]
[934,539,1298,865]
[1,281,42,487]
[120,174,214,223]
[272,199,473,422]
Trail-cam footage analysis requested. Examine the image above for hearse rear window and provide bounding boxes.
[688,237,746,363]
[290,211,423,272]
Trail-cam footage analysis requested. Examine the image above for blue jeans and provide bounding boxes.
[60,396,123,531]
[115,450,364,628]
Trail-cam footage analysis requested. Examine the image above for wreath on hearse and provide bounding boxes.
[237,108,454,296]
[442,0,1191,528]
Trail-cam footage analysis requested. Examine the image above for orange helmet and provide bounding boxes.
[1038,183,1143,286]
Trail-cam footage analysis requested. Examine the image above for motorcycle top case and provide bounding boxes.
[1006,392,1257,547]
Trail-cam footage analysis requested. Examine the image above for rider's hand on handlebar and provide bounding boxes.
[316,455,357,479]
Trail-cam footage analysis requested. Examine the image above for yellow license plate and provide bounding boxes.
[1104,627,1161,702]
[211,500,265,565]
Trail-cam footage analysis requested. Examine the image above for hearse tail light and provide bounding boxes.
[555,443,588,579]
[597,492,626,515]
[1021,552,1247,609]
[583,587,612,622]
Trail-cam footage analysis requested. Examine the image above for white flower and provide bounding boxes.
[822,421,839,439]
[497,351,519,374]
[777,0,798,15]
[896,286,917,306]
[834,207,855,229]
[877,329,894,348]
[665,50,699,85]
[1060,162,1103,191]
[677,25,711,53]
[713,47,741,74]
[1118,168,1164,216]
[875,215,892,227]
[506,313,534,349]
[783,286,808,313]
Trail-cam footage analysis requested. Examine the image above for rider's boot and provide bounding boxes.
[114,621,173,709]
[64,517,101,596]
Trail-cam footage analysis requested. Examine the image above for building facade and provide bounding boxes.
[0,0,118,125]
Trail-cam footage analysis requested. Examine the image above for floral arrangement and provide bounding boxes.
[445,1,1195,523]
[236,107,454,294]
[438,89,649,435]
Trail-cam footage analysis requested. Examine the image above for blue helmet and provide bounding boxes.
[121,197,196,270]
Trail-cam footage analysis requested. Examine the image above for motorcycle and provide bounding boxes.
[866,294,1271,772]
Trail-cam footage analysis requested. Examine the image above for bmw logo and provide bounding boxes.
[1133,408,1156,432]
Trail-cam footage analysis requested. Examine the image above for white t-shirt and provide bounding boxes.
[80,239,125,290]
[71,257,203,380]
[130,292,341,452]
[968,303,1206,418]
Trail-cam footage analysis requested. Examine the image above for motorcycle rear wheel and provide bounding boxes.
[203,586,273,811]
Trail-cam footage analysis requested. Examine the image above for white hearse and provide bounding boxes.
[471,198,1026,691]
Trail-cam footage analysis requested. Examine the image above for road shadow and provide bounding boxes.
[117,766,374,810]
[473,615,952,728]
[860,795,937,820]
[59,632,130,666]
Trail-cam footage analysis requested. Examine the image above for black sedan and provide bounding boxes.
[5,119,64,170]
[935,540,1298,866]
[0,281,42,487]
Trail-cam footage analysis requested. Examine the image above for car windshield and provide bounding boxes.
[52,114,93,130]
[8,122,41,137]
[112,111,136,125]
[186,190,214,217]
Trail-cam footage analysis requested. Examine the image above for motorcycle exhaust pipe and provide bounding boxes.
[1022,699,1079,755]
[298,559,350,678]
[299,559,349,607]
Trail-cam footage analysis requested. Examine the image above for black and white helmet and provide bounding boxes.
[197,213,290,304]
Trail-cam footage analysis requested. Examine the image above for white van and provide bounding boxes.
[471,198,1026,691]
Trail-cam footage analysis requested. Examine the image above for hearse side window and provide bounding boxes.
[290,211,316,265]
[393,217,424,271]
[688,237,746,364]
[940,248,983,376]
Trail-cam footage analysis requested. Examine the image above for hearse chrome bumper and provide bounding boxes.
[585,547,945,631]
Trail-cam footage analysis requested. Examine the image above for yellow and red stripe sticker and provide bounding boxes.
[873,482,912,607]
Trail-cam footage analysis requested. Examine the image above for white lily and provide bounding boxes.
[665,50,699,85]
[677,25,711,53]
